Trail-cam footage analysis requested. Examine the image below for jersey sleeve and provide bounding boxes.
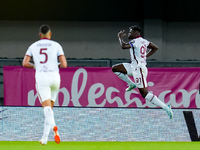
[25,46,32,57]
[146,40,150,46]
[57,44,64,56]
[129,40,135,48]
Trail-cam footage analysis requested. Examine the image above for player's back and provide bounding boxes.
[28,39,62,75]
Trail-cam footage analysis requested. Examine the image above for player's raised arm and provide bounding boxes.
[118,30,131,49]
[22,55,35,69]
[146,42,158,58]
[58,55,67,68]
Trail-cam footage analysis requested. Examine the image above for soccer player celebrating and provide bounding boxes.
[23,25,67,145]
[112,25,173,119]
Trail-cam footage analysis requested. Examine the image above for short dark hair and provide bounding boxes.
[39,24,51,34]
[129,25,141,33]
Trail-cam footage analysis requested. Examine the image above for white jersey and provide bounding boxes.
[26,38,64,77]
[129,36,150,68]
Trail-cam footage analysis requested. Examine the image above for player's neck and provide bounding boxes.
[40,32,51,39]
[40,35,51,39]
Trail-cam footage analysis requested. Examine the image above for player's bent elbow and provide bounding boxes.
[63,62,67,68]
[121,45,129,49]
[121,46,128,50]
[22,62,28,68]
[63,64,67,68]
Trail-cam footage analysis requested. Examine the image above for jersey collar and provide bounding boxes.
[40,38,50,40]
[134,35,141,39]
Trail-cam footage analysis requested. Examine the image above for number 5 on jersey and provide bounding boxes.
[40,48,48,64]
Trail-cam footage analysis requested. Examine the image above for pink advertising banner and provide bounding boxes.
[3,66,200,108]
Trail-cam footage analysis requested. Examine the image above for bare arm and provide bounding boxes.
[118,30,131,49]
[58,55,67,68]
[22,55,35,69]
[146,42,158,57]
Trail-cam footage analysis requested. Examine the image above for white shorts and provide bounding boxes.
[36,72,60,103]
[123,63,148,88]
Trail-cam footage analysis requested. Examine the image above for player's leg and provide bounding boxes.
[112,63,127,74]
[42,98,60,144]
[139,87,167,109]
[39,118,49,145]
[134,67,173,119]
[42,99,56,130]
[50,100,60,144]
[50,76,61,144]
[51,101,54,109]
[112,63,136,91]
[36,80,55,145]
[39,99,57,145]
[140,88,173,119]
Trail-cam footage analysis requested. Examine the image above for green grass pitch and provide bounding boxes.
[0,141,200,150]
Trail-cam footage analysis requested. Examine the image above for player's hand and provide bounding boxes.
[118,30,126,38]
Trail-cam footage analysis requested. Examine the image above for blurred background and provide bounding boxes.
[0,0,200,104]
[0,0,200,63]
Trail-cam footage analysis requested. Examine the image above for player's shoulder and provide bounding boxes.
[129,39,135,44]
[28,39,62,50]
[138,37,149,43]
[49,40,62,47]
[30,40,40,46]
[28,40,39,49]
[131,36,143,42]
[49,39,58,44]
[38,39,62,46]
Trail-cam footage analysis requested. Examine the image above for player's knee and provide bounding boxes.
[141,93,146,98]
[112,65,117,72]
[140,90,148,98]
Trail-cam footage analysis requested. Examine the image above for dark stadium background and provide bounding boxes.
[0,0,199,21]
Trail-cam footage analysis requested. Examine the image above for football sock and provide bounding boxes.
[44,106,56,130]
[42,118,51,139]
[114,72,135,85]
[145,93,167,109]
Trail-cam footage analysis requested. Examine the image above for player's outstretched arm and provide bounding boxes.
[146,42,158,57]
[58,55,67,68]
[118,30,131,49]
[22,55,35,69]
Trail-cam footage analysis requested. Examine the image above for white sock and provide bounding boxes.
[43,106,56,130]
[114,72,134,85]
[145,93,167,109]
[42,118,51,139]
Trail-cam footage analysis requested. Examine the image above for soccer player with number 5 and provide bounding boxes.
[112,25,173,119]
[23,25,67,145]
